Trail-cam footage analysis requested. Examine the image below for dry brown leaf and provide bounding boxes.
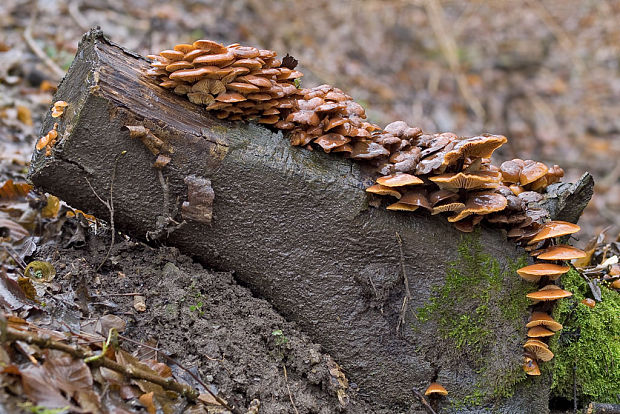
[16,105,33,126]
[41,195,60,218]
[0,180,32,201]
[139,391,157,414]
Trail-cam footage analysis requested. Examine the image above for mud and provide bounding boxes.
[34,226,394,414]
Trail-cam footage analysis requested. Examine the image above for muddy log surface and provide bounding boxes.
[28,30,592,413]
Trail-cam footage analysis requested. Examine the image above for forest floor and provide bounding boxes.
[0,0,618,413]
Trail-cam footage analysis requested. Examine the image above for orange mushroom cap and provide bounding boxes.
[528,221,581,244]
[376,173,424,187]
[520,161,549,185]
[535,245,587,261]
[527,285,572,301]
[517,263,570,282]
[386,202,419,212]
[365,184,401,199]
[523,356,541,375]
[523,339,554,362]
[430,171,501,190]
[527,326,555,338]
[526,312,563,331]
[448,191,507,222]
[424,382,448,396]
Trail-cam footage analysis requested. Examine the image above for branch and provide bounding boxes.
[0,322,199,401]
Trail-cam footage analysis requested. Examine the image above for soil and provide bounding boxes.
[31,221,395,414]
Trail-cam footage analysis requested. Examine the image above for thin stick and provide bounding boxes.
[396,232,412,334]
[412,388,437,414]
[282,363,299,414]
[1,245,26,271]
[90,292,141,297]
[118,334,241,414]
[86,151,126,272]
[0,324,199,401]
[22,8,65,80]
[573,360,578,414]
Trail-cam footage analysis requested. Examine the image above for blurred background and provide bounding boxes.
[1,0,618,243]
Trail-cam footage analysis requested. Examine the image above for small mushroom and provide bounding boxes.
[500,159,524,183]
[314,134,349,153]
[424,382,448,396]
[428,190,459,206]
[527,326,555,338]
[516,263,570,282]
[431,202,465,215]
[386,202,419,212]
[398,190,432,211]
[365,184,401,199]
[159,50,185,61]
[193,51,235,66]
[376,173,423,187]
[430,171,502,190]
[527,285,572,302]
[448,191,507,222]
[520,161,548,186]
[580,298,596,308]
[523,339,554,362]
[215,92,247,103]
[527,221,581,245]
[192,39,228,54]
[534,245,587,261]
[523,355,541,375]
[526,312,563,331]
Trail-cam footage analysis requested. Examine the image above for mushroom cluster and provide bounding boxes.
[148,37,588,387]
[147,40,568,241]
[517,221,584,375]
[147,40,303,123]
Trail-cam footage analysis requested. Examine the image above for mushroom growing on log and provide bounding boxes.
[28,30,594,412]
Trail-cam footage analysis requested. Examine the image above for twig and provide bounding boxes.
[86,151,126,272]
[573,360,578,414]
[90,292,141,297]
[1,245,27,271]
[0,323,199,401]
[396,232,412,335]
[282,363,299,414]
[22,7,65,80]
[118,334,241,414]
[412,388,437,414]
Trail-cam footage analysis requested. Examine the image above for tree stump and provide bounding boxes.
[29,30,592,413]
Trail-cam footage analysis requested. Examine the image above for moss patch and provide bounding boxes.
[549,268,620,404]
[415,231,534,405]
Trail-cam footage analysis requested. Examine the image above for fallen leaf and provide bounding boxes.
[139,391,156,414]
[24,261,56,283]
[41,195,60,218]
[0,180,32,201]
[16,105,33,126]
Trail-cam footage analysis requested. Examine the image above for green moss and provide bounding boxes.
[549,268,620,404]
[415,231,534,405]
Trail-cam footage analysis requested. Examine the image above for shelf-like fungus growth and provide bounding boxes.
[147,39,573,240]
